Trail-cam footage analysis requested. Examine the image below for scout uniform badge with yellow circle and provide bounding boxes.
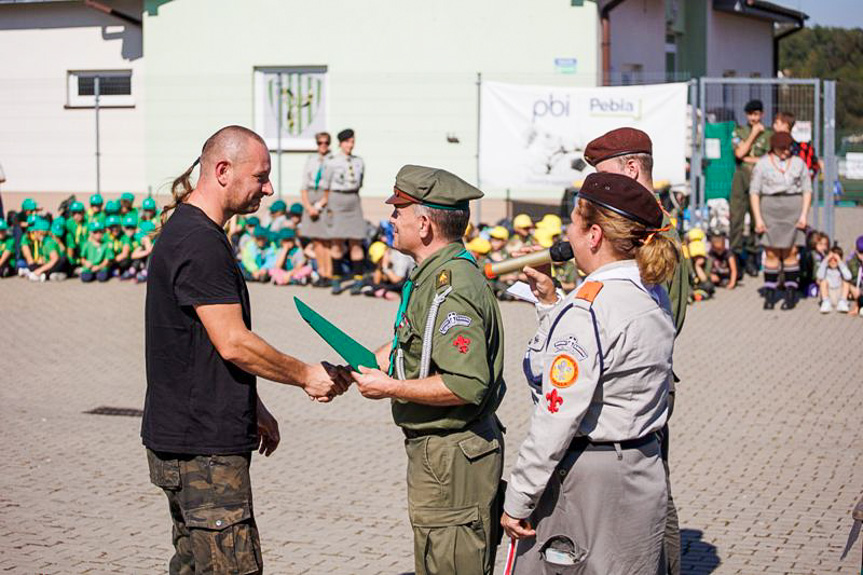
[549,354,578,388]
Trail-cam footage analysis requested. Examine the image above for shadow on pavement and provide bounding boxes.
[681,528,721,574]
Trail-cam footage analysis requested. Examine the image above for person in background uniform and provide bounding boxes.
[105,199,121,220]
[583,126,688,575]
[501,172,678,575]
[24,218,65,282]
[65,201,88,270]
[750,132,812,310]
[80,221,114,283]
[325,128,367,295]
[117,215,140,280]
[141,197,158,222]
[731,99,773,278]
[132,220,156,283]
[267,199,288,232]
[300,131,334,287]
[143,126,347,575]
[88,193,105,227]
[350,165,506,575]
[0,219,14,278]
[287,202,303,230]
[119,192,136,220]
[507,214,535,256]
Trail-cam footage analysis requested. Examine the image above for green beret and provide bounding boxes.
[31,217,50,232]
[89,193,104,206]
[122,214,138,228]
[289,202,303,215]
[106,215,122,227]
[142,197,157,210]
[388,165,483,210]
[89,220,105,232]
[269,200,287,213]
[121,192,135,203]
[105,200,120,214]
[70,201,85,213]
[21,198,38,211]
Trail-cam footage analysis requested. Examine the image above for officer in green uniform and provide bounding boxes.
[351,165,506,575]
[731,99,773,277]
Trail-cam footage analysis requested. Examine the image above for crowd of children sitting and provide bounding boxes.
[684,222,863,316]
[4,194,860,317]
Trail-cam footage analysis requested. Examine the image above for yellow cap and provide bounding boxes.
[513,214,533,230]
[368,241,387,264]
[539,214,562,229]
[534,229,557,248]
[688,241,707,259]
[466,237,491,255]
[489,226,509,240]
[687,228,705,242]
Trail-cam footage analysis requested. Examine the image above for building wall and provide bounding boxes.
[0,1,145,195]
[143,0,599,200]
[608,0,667,81]
[706,9,774,78]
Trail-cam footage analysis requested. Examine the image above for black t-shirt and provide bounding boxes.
[141,203,257,455]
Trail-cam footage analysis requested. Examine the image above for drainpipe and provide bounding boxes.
[601,0,627,86]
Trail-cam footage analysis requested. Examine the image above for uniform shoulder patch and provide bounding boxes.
[436,269,451,289]
[549,354,578,388]
[576,281,603,303]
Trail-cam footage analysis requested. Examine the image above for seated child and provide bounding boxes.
[269,228,311,285]
[268,200,289,232]
[140,197,158,223]
[240,226,272,282]
[818,246,852,314]
[363,241,415,300]
[80,221,114,283]
[0,219,13,278]
[132,220,157,283]
[25,218,66,282]
[117,215,139,280]
[847,235,863,316]
[804,231,829,297]
[707,233,737,290]
[687,231,714,300]
[287,203,304,230]
[506,214,535,255]
[65,201,88,271]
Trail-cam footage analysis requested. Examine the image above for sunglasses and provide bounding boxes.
[316,140,330,146]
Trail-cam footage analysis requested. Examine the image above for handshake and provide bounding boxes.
[297,355,399,403]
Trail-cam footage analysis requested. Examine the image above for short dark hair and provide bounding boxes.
[830,245,844,258]
[414,205,470,242]
[744,99,764,113]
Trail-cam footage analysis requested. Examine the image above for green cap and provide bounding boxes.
[122,215,138,228]
[0,219,8,231]
[105,200,120,214]
[26,214,37,226]
[246,216,260,227]
[269,200,287,213]
[90,193,104,206]
[106,215,122,227]
[139,220,156,234]
[289,202,304,215]
[253,225,270,239]
[70,201,85,213]
[121,192,135,203]
[142,197,156,210]
[89,220,105,232]
[31,217,50,232]
[21,198,37,211]
[388,165,483,210]
[51,220,65,236]
[279,228,297,241]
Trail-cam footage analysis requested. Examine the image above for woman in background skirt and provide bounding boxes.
[750,132,812,310]
[300,131,334,287]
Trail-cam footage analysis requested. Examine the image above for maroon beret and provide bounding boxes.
[770,132,794,151]
[583,127,653,167]
[578,172,663,229]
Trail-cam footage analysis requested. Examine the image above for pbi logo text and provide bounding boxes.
[589,98,641,118]
[533,94,570,122]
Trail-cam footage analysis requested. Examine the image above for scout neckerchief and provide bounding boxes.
[386,246,476,376]
[33,235,44,263]
[313,153,327,191]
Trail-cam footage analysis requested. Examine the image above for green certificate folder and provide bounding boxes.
[294,297,379,372]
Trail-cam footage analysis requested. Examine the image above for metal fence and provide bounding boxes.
[690,77,838,241]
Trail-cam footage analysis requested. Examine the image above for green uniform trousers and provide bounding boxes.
[729,167,757,257]
[147,449,262,575]
[405,420,504,575]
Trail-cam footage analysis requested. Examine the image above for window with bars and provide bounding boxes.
[67,70,134,107]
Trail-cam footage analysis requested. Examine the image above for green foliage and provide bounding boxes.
[780,26,863,143]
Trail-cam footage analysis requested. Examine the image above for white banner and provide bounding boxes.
[479,81,687,191]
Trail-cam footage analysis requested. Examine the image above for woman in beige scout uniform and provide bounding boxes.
[501,172,679,575]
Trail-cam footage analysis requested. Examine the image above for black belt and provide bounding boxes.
[568,433,658,452]
[402,416,498,440]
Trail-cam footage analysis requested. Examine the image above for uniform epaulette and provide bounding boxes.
[576,281,603,303]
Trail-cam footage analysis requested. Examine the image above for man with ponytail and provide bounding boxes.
[142,125,348,574]
[501,172,678,574]
[583,126,687,575]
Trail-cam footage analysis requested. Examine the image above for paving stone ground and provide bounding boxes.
[0,208,860,575]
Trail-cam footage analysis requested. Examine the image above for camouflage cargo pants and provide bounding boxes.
[146,449,262,575]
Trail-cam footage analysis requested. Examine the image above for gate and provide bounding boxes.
[690,78,838,241]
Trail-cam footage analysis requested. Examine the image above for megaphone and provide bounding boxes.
[484,241,574,279]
